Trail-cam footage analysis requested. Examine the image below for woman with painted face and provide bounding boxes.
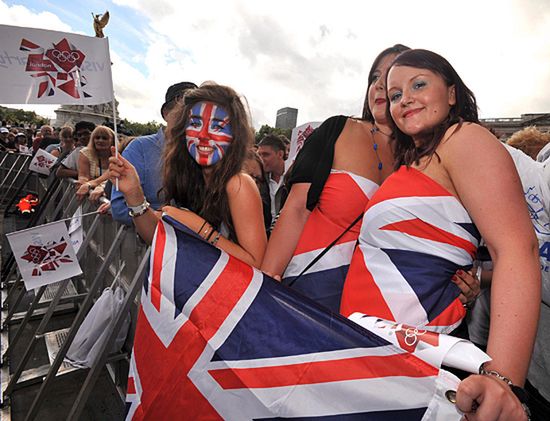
[341,49,539,420]
[108,83,267,268]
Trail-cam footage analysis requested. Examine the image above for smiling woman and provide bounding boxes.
[76,125,114,203]
[341,49,539,421]
[109,83,267,268]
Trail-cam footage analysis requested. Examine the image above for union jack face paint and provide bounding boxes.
[185,102,233,167]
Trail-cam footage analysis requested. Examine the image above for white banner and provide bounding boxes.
[286,121,321,170]
[6,221,82,290]
[68,205,84,254]
[0,24,113,105]
[349,313,491,373]
[29,148,56,175]
[18,144,31,155]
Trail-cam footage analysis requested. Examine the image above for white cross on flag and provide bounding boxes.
[7,221,82,290]
[0,24,113,105]
[29,148,56,175]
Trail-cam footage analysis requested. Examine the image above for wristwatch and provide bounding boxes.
[128,199,150,218]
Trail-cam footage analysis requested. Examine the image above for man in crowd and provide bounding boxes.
[32,124,54,153]
[110,81,198,225]
[55,121,96,179]
[0,127,15,151]
[257,134,288,221]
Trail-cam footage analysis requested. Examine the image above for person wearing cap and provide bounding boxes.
[14,132,28,152]
[0,127,11,150]
[110,81,198,225]
[1,127,17,151]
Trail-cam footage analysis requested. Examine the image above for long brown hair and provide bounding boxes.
[361,44,410,122]
[163,83,253,239]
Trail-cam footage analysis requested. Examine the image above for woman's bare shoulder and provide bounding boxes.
[442,122,503,153]
[226,172,257,196]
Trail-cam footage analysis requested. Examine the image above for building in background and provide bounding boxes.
[275,107,298,130]
[481,113,550,140]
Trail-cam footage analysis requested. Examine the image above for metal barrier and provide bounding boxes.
[0,153,148,420]
[0,151,40,209]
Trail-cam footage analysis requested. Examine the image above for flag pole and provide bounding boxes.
[105,35,119,190]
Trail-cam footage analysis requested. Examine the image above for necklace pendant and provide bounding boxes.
[378,162,383,170]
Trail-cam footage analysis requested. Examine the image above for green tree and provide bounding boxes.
[120,119,162,136]
[0,106,49,127]
[254,124,292,144]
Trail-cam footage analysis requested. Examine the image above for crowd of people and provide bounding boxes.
[2,45,550,420]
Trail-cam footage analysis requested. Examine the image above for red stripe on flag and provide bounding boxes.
[380,218,477,257]
[208,353,437,390]
[427,297,465,328]
[127,377,136,394]
[340,248,395,319]
[367,166,452,207]
[130,255,254,419]
[151,221,166,311]
[294,173,367,255]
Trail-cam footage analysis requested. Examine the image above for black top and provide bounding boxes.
[288,115,348,211]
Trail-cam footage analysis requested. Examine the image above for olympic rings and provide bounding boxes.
[403,327,427,347]
[50,49,80,63]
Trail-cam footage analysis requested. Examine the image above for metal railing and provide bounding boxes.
[0,150,148,420]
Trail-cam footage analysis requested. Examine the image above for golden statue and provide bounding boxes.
[92,11,110,38]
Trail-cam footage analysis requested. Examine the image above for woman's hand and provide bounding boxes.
[453,269,481,306]
[89,185,105,203]
[75,183,91,202]
[108,146,143,204]
[456,375,528,421]
[98,201,111,214]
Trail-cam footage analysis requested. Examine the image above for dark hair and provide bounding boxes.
[388,49,479,168]
[163,83,253,240]
[161,81,198,119]
[362,44,411,121]
[245,149,267,183]
[75,121,96,133]
[258,134,286,152]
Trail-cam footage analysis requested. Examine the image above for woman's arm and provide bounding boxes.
[260,183,311,279]
[76,152,92,201]
[443,125,538,420]
[108,149,159,243]
[163,173,267,268]
[77,151,90,185]
[444,124,540,385]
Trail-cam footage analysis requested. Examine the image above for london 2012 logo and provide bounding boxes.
[19,37,91,99]
[20,237,75,277]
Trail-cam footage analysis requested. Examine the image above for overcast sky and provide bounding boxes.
[1,0,550,128]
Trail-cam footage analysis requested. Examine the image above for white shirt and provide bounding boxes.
[267,173,284,220]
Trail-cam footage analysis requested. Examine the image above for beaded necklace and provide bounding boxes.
[370,125,390,171]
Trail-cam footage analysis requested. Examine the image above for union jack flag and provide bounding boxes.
[341,166,481,333]
[125,215,461,420]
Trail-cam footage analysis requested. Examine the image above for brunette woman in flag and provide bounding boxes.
[109,83,267,267]
[341,49,538,421]
[261,44,479,313]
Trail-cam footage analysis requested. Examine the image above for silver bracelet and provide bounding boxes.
[475,265,483,282]
[128,199,150,218]
[479,363,513,385]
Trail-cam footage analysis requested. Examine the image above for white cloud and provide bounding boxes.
[2,0,550,127]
